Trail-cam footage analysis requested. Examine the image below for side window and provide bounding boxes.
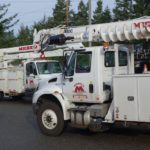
[26,63,31,76]
[75,52,92,73]
[119,51,128,66]
[105,51,115,67]
[26,62,37,76]
[32,63,37,75]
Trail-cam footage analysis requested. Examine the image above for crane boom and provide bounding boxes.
[33,16,150,52]
[0,43,66,61]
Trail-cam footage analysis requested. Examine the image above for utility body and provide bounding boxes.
[32,17,150,135]
[0,45,62,100]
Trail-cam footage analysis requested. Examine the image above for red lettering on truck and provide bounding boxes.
[134,21,150,28]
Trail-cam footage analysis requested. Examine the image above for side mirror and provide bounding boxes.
[63,53,68,76]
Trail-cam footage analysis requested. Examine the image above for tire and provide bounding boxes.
[12,95,23,101]
[37,101,64,136]
[0,92,4,100]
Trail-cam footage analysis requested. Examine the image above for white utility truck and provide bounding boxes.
[32,16,150,136]
[0,44,63,100]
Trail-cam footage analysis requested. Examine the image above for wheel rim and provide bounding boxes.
[42,109,58,130]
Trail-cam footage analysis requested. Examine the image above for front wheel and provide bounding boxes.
[37,101,64,136]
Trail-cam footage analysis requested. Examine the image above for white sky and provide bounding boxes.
[1,0,115,34]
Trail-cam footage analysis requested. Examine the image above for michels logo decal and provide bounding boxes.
[73,83,87,100]
[19,45,33,51]
[74,83,85,93]
[18,44,38,51]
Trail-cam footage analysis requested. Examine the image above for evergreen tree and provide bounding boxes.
[53,0,67,26]
[113,0,134,21]
[52,0,75,26]
[68,8,76,26]
[134,0,150,17]
[16,25,32,46]
[0,4,18,48]
[33,16,54,31]
[101,6,112,23]
[92,0,103,24]
[46,17,55,28]
[4,31,16,47]
[75,1,88,26]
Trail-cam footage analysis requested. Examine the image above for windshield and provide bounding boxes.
[36,62,62,74]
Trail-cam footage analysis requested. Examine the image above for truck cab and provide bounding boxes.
[0,59,62,100]
[32,44,134,135]
[25,59,62,90]
[63,45,133,104]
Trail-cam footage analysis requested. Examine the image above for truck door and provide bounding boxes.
[25,62,39,90]
[63,51,95,103]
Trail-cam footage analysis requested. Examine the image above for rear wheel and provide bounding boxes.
[0,92,4,100]
[37,101,64,136]
[12,95,23,101]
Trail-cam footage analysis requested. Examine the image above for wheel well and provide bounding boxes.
[37,94,63,112]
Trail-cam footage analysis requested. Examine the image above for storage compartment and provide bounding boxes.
[0,67,24,95]
[0,69,7,92]
[7,67,24,95]
[113,74,150,122]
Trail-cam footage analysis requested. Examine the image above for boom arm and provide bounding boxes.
[33,16,150,52]
[0,44,64,61]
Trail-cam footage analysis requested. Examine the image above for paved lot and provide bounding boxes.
[0,100,150,150]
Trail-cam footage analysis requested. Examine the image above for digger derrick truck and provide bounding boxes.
[0,44,63,100]
[32,17,150,136]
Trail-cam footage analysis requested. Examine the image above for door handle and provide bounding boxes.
[127,96,134,101]
[69,77,73,82]
[89,83,94,93]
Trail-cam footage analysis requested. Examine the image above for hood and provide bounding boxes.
[38,73,63,90]
[38,73,61,80]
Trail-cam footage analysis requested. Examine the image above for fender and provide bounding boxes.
[33,84,73,120]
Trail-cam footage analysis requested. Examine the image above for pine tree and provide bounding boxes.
[134,0,150,17]
[52,0,75,26]
[101,6,112,23]
[33,16,54,31]
[53,0,67,26]
[92,0,103,24]
[75,1,88,26]
[0,4,18,48]
[16,25,32,46]
[68,8,76,26]
[113,0,134,21]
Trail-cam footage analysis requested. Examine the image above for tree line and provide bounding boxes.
[0,0,150,48]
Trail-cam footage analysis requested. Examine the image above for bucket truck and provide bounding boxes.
[32,16,150,136]
[0,44,63,100]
